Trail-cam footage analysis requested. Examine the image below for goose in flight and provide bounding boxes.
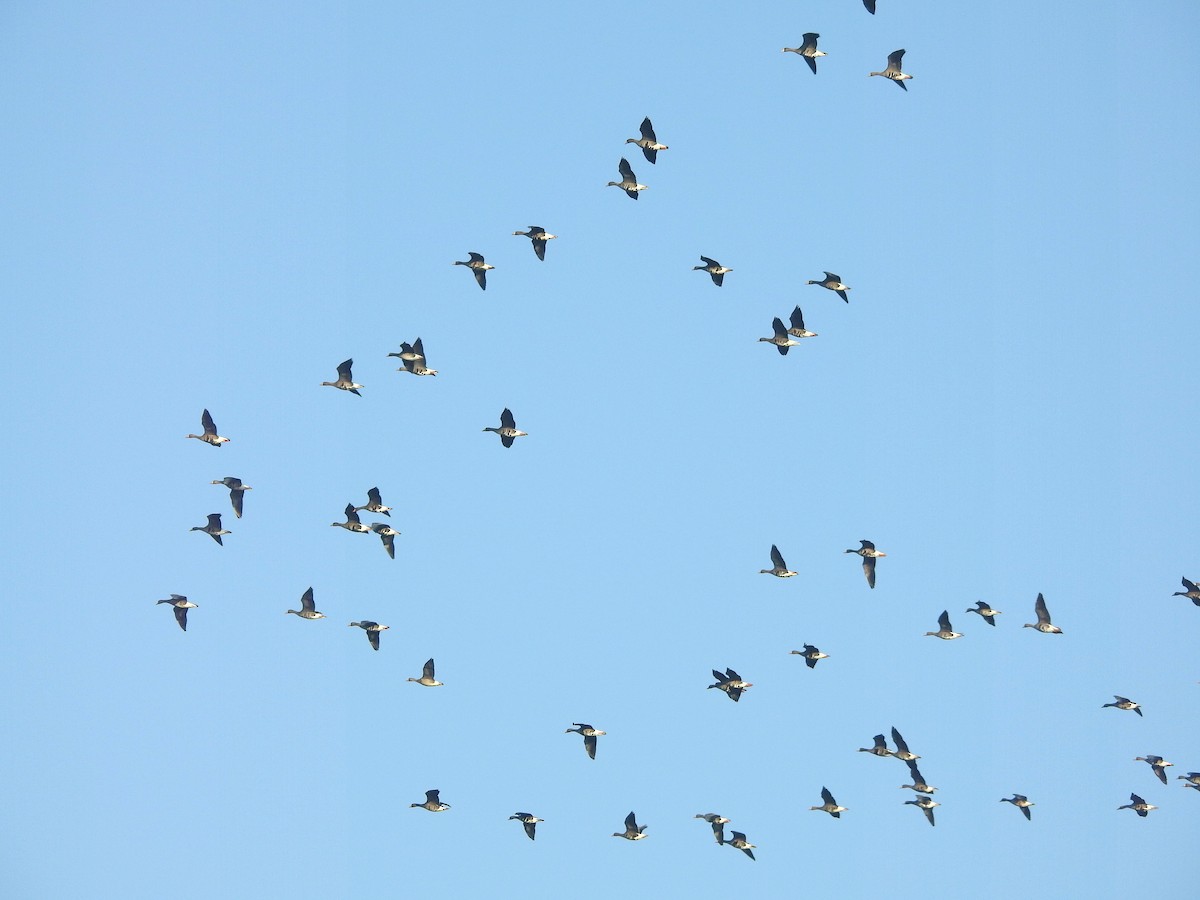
[965,600,1001,626]
[807,272,851,302]
[411,789,451,812]
[783,33,825,74]
[890,727,920,762]
[626,117,667,164]
[453,252,493,290]
[190,513,230,545]
[760,544,798,577]
[1023,593,1063,633]
[1135,755,1173,784]
[900,760,937,794]
[354,487,391,517]
[393,338,436,376]
[348,620,389,650]
[407,658,444,687]
[286,587,325,620]
[387,340,425,364]
[187,408,230,447]
[1173,576,1200,605]
[369,522,400,559]
[725,831,756,861]
[905,794,939,826]
[759,317,804,355]
[925,610,963,640]
[483,408,528,448]
[331,503,370,534]
[1118,793,1156,817]
[694,813,730,844]
[321,359,363,395]
[157,594,197,631]
[565,723,606,759]
[870,49,912,90]
[509,812,543,840]
[845,540,886,588]
[512,226,557,261]
[810,787,848,818]
[694,256,732,287]
[607,158,647,199]
[211,476,251,518]
[787,306,818,338]
[790,644,829,668]
[613,810,647,840]
[708,667,752,702]
[858,733,892,758]
[1000,794,1034,821]
[1102,695,1143,717]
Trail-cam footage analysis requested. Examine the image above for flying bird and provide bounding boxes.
[1102,696,1143,717]
[286,587,325,620]
[607,158,647,199]
[348,620,389,650]
[211,476,251,518]
[782,33,825,74]
[845,540,886,588]
[509,812,543,840]
[190,513,230,546]
[157,594,197,631]
[694,813,730,844]
[1000,794,1035,821]
[331,503,370,534]
[321,359,363,395]
[900,760,938,794]
[565,723,606,759]
[810,787,848,818]
[725,831,756,861]
[759,317,804,355]
[890,727,920,762]
[693,256,732,287]
[760,544,798,577]
[369,521,400,558]
[790,644,829,669]
[1135,755,1173,784]
[407,658,444,687]
[625,117,667,164]
[354,487,391,517]
[870,49,913,90]
[512,226,557,261]
[1173,577,1200,605]
[787,306,818,338]
[387,340,425,364]
[187,409,230,447]
[858,733,893,758]
[612,811,647,840]
[393,338,437,376]
[807,272,851,302]
[1023,593,1063,633]
[925,609,964,640]
[965,601,1001,625]
[410,789,450,812]
[708,667,752,702]
[905,794,939,826]
[483,408,528,448]
[453,252,493,290]
[1118,793,1157,817]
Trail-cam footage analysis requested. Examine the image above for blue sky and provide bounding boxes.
[2,1,1198,897]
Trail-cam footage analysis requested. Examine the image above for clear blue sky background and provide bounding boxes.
[2,2,1197,898]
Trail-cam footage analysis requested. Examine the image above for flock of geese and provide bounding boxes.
[158,2,1198,859]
